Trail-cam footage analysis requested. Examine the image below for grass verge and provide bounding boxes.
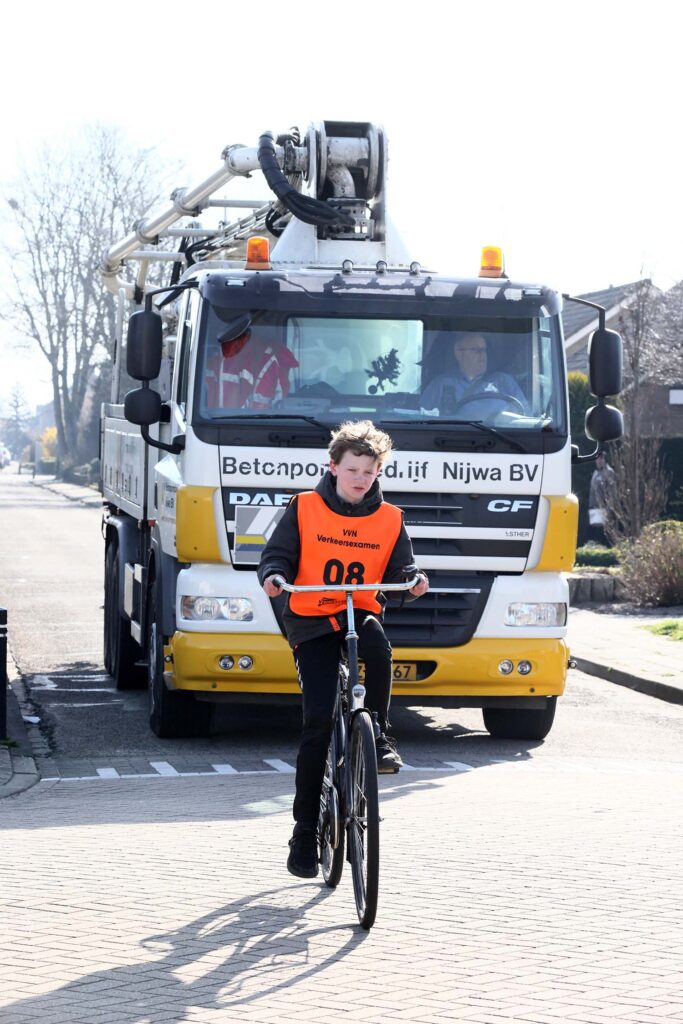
[642,619,683,642]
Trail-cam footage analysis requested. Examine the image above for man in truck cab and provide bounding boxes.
[258,420,429,879]
[421,332,528,418]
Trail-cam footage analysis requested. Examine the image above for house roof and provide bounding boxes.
[562,282,641,342]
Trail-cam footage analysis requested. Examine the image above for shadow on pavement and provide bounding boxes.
[0,885,367,1024]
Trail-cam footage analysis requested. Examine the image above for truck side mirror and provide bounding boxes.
[588,327,622,397]
[124,387,162,426]
[585,401,623,443]
[127,310,163,381]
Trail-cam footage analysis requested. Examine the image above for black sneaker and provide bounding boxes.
[376,734,403,774]
[287,823,319,878]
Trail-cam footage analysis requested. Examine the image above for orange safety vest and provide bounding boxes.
[291,491,402,619]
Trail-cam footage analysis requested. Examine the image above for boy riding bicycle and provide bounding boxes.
[258,420,428,878]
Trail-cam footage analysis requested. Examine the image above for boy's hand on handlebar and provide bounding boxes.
[263,575,284,597]
[409,575,429,597]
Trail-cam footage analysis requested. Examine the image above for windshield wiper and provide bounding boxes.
[210,413,329,430]
[422,418,529,454]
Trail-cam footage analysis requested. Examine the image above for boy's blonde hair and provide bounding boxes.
[328,420,394,466]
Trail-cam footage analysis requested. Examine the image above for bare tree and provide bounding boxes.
[1,125,177,468]
[1,382,32,458]
[601,278,682,540]
[603,437,670,543]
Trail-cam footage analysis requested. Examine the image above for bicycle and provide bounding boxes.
[272,574,418,930]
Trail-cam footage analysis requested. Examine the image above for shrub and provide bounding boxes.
[41,426,58,459]
[619,520,683,606]
[575,544,619,567]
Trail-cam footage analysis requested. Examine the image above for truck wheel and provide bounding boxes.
[483,698,557,741]
[146,572,212,739]
[104,541,145,690]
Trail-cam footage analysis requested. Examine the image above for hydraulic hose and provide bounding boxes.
[257,131,354,228]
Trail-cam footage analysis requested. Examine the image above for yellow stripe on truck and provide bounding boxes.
[167,632,568,698]
[176,486,223,563]
[531,495,579,572]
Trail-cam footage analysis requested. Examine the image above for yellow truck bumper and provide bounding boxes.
[167,631,568,699]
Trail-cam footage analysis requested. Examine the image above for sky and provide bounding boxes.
[1,0,681,411]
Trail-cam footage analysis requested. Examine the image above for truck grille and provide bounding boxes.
[383,569,493,648]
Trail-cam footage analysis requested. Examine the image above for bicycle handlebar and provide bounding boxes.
[271,575,419,594]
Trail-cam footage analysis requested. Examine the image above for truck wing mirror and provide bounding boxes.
[127,310,163,381]
[124,387,162,426]
[588,327,623,397]
[585,401,623,443]
[124,386,184,454]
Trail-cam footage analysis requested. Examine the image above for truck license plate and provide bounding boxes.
[358,662,417,682]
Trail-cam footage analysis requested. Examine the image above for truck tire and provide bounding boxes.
[482,698,557,741]
[104,541,145,690]
[146,572,212,739]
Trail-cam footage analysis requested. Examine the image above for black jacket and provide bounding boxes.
[257,471,426,648]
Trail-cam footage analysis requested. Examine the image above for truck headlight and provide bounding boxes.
[180,597,254,622]
[504,602,567,627]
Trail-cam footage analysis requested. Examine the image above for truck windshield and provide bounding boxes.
[196,308,566,434]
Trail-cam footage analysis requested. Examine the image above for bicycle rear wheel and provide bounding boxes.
[348,711,380,929]
[319,740,344,888]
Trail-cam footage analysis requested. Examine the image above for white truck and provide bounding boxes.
[100,119,623,739]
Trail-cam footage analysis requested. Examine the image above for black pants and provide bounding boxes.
[292,613,392,825]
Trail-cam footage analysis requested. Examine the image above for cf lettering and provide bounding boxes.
[487,499,534,513]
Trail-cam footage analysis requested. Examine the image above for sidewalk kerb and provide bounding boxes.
[1,648,41,800]
[30,475,102,509]
[573,657,683,705]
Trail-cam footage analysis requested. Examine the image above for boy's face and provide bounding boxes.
[330,451,381,504]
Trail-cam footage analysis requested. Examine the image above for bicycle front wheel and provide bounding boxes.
[348,711,380,929]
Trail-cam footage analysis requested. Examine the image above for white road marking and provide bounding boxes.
[40,688,119,693]
[263,759,295,774]
[31,676,59,690]
[150,761,179,776]
[48,702,123,707]
[57,673,110,680]
[35,758,683,784]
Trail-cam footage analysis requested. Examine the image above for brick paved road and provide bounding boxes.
[2,455,683,1022]
[2,756,682,1024]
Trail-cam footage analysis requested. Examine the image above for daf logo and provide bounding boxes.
[229,492,291,506]
[487,499,534,512]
